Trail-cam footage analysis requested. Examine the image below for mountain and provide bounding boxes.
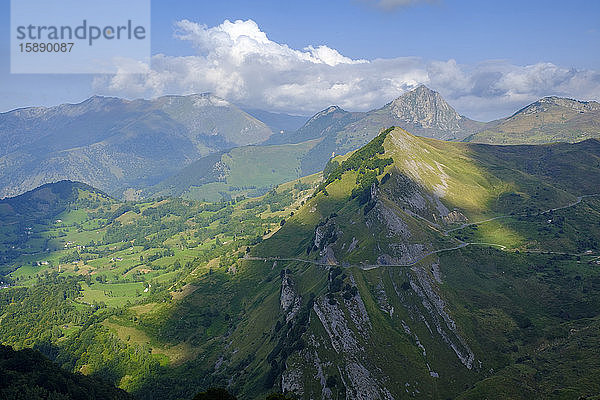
[263,90,600,181]
[145,88,483,201]
[297,85,482,144]
[0,94,273,199]
[466,96,600,144]
[367,84,484,140]
[0,344,132,400]
[0,180,111,218]
[296,85,484,175]
[0,180,114,269]
[2,129,600,399]
[265,106,365,145]
[241,128,600,398]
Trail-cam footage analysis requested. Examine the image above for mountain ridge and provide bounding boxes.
[466,96,600,144]
[0,93,274,199]
[3,87,600,202]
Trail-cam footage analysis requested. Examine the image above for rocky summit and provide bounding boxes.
[381,84,482,140]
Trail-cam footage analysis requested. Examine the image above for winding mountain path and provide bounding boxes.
[248,193,600,271]
[247,242,503,270]
[444,193,598,235]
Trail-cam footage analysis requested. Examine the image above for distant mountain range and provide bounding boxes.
[147,86,481,201]
[272,85,482,147]
[0,93,272,198]
[466,96,600,144]
[2,86,599,200]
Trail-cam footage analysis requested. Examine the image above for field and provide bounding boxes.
[1,176,320,297]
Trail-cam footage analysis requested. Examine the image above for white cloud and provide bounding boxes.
[94,19,600,121]
[428,60,600,120]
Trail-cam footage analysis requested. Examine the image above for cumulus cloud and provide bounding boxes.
[427,60,600,120]
[94,19,600,121]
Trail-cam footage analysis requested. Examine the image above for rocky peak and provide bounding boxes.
[386,85,463,131]
[308,105,348,122]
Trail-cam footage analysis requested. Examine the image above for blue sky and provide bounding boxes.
[1,0,599,120]
[149,0,600,68]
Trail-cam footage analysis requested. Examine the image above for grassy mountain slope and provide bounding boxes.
[0,177,321,398]
[147,140,321,202]
[0,94,273,199]
[0,181,114,268]
[466,96,600,144]
[237,127,600,398]
[2,129,600,399]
